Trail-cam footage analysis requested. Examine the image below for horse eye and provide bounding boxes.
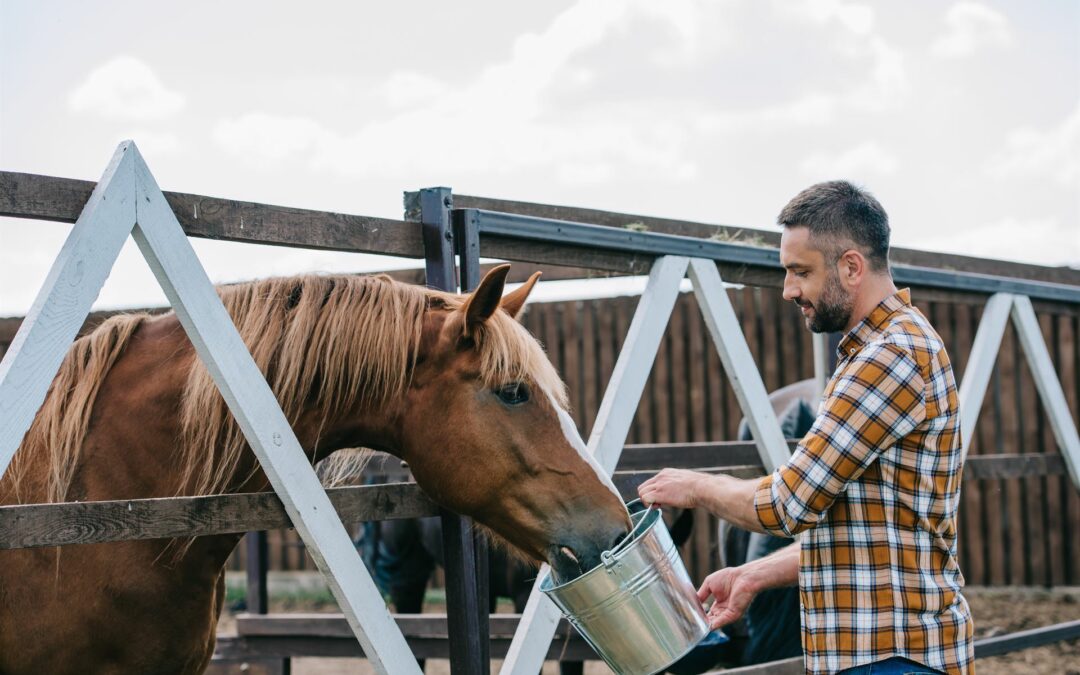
[495,383,529,406]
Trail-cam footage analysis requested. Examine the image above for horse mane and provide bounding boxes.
[3,313,150,503]
[5,272,567,504]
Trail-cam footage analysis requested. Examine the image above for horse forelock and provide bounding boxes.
[468,309,568,410]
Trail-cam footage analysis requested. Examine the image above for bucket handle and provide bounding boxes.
[601,501,657,568]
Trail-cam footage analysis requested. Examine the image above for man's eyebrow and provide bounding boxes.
[784,262,808,270]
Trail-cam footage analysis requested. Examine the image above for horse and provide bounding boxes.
[0,264,632,674]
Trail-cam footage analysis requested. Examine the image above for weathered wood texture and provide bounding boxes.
[0,171,423,256]
[0,482,437,550]
[0,451,1060,552]
[5,171,1079,294]
[210,615,1080,669]
[0,462,764,550]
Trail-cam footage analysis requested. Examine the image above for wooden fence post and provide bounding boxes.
[411,187,490,675]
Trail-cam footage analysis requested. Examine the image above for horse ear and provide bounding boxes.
[500,271,541,320]
[462,264,511,335]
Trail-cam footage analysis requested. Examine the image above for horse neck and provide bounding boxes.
[219,394,405,497]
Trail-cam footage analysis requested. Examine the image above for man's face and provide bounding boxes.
[779,226,854,334]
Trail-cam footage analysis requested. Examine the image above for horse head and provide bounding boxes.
[397,265,631,580]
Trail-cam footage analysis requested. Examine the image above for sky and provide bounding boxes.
[1,0,1077,317]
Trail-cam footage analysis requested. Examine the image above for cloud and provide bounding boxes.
[985,104,1080,187]
[213,113,331,164]
[212,0,697,183]
[777,0,875,36]
[932,2,1012,58]
[921,217,1079,267]
[381,71,450,109]
[121,130,182,156]
[211,0,905,185]
[846,36,908,112]
[800,141,899,178]
[69,56,185,121]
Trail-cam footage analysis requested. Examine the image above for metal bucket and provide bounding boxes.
[539,502,709,675]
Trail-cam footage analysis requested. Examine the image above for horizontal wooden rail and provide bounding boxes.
[0,443,1066,550]
[0,482,437,550]
[213,615,1080,669]
[4,172,1077,294]
[215,613,594,661]
[0,172,424,257]
[213,634,597,662]
[972,618,1080,658]
[236,612,574,639]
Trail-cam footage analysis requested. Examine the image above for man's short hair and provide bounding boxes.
[778,180,891,273]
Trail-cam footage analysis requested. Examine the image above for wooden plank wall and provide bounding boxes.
[3,287,1078,586]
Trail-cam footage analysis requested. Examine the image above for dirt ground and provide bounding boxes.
[217,586,1079,674]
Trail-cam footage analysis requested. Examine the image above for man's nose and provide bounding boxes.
[782,278,799,302]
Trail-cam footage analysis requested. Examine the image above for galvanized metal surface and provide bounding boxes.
[540,507,709,675]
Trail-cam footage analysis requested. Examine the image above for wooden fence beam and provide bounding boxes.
[0,146,137,479]
[129,146,420,675]
[1011,296,1080,487]
[0,453,1062,551]
[959,293,1014,455]
[689,258,790,473]
[0,171,423,257]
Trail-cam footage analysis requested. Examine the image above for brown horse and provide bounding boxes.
[0,265,630,674]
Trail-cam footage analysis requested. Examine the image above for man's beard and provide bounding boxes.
[798,271,853,334]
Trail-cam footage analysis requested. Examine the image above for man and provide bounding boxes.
[639,181,973,675]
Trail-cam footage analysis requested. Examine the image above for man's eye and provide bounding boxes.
[495,383,529,406]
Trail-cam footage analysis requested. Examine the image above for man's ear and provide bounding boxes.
[837,249,866,287]
[462,264,511,336]
[500,271,542,319]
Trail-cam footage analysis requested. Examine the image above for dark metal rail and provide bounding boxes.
[460,208,1080,304]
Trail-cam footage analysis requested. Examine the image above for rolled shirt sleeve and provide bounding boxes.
[755,342,927,537]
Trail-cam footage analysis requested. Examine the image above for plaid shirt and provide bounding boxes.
[755,289,973,674]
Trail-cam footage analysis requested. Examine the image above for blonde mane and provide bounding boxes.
[4,273,566,504]
[3,314,149,504]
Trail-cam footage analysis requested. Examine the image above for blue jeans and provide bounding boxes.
[837,656,945,674]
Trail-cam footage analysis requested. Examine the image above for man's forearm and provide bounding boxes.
[694,472,768,533]
[741,539,800,592]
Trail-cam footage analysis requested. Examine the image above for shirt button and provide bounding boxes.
[849,348,856,354]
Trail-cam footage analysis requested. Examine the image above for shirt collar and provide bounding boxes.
[836,288,911,359]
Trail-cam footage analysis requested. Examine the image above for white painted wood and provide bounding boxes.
[589,255,691,473]
[689,258,790,473]
[1010,296,1080,487]
[501,255,689,675]
[958,293,1013,458]
[0,142,137,479]
[812,332,829,398]
[498,566,563,675]
[127,146,419,674]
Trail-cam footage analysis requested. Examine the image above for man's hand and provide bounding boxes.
[697,567,756,629]
[637,468,709,509]
[697,541,801,629]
